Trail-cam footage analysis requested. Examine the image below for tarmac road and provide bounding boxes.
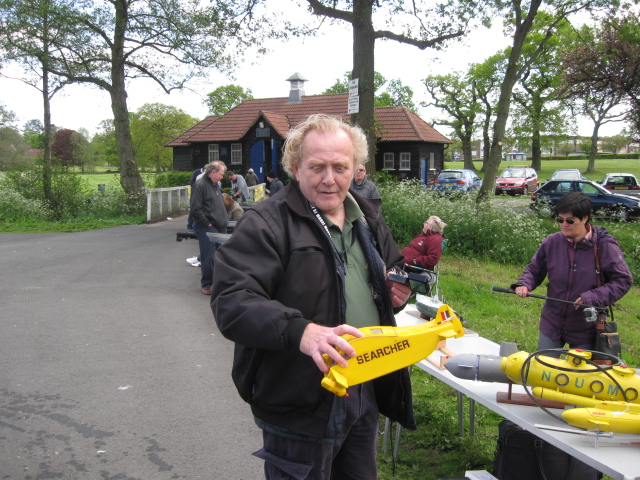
[0,216,263,479]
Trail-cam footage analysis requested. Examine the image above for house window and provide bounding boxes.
[208,144,219,162]
[231,143,242,164]
[383,153,394,170]
[400,152,410,170]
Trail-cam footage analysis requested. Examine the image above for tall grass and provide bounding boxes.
[376,177,640,480]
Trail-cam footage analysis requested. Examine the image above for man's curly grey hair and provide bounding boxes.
[281,114,368,177]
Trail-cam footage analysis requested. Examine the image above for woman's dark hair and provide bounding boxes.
[555,192,592,220]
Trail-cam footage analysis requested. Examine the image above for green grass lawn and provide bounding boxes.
[78,169,157,190]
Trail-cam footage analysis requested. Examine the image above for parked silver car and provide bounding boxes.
[547,169,586,181]
[598,173,640,198]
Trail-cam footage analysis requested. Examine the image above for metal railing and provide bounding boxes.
[145,183,268,223]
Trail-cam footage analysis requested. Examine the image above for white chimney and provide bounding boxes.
[286,72,308,104]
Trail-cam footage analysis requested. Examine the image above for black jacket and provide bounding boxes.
[211,180,415,440]
[190,175,228,230]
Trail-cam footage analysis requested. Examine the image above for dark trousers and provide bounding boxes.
[255,382,379,480]
[193,223,224,289]
[537,331,594,358]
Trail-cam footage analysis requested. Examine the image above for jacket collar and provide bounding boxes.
[284,178,382,222]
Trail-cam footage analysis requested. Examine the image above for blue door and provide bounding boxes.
[271,139,279,178]
[250,141,265,183]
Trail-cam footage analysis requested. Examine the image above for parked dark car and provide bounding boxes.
[494,166,538,195]
[598,173,640,198]
[433,169,482,194]
[530,180,640,221]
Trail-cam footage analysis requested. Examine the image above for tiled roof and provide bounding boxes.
[165,115,218,146]
[375,107,451,143]
[170,94,451,145]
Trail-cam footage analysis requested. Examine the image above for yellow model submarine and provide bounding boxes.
[321,303,464,396]
[445,348,640,435]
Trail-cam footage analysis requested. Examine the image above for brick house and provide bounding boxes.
[167,73,451,184]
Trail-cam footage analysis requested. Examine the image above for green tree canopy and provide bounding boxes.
[476,0,616,202]
[509,15,575,169]
[130,103,198,172]
[2,0,288,200]
[22,118,46,149]
[205,85,253,116]
[423,72,481,170]
[0,102,18,127]
[0,125,30,170]
[90,119,118,168]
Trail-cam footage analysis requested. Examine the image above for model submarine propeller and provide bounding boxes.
[321,302,464,397]
[445,346,640,435]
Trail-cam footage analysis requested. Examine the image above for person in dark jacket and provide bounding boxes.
[186,165,206,231]
[512,192,632,351]
[351,163,380,199]
[402,215,447,271]
[212,114,415,480]
[266,170,283,197]
[190,161,228,295]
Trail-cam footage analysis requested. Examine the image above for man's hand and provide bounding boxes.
[299,323,363,374]
[386,274,412,308]
[574,296,584,310]
[515,286,529,298]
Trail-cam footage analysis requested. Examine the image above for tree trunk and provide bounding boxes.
[351,0,377,170]
[462,120,475,170]
[530,129,542,170]
[477,1,541,203]
[588,123,600,172]
[112,0,144,201]
[530,99,542,170]
[461,138,474,169]
[481,113,491,171]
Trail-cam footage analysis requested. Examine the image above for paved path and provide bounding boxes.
[0,216,263,479]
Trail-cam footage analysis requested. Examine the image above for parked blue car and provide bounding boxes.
[432,169,482,194]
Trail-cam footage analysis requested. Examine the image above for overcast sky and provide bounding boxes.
[0,10,627,140]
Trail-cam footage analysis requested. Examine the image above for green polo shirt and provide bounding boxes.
[325,194,381,328]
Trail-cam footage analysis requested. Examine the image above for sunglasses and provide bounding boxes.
[555,217,576,225]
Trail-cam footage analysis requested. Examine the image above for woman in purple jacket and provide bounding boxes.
[513,192,633,351]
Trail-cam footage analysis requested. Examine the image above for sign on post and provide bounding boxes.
[348,78,359,114]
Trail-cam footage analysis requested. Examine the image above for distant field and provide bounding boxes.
[445,158,640,182]
[79,170,157,189]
